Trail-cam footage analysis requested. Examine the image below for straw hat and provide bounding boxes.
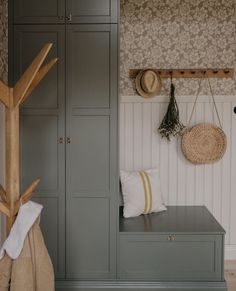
[182,123,227,164]
[135,69,162,98]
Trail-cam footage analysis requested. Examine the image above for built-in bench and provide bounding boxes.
[118,206,227,289]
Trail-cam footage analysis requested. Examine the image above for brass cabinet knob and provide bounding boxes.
[59,137,64,144]
[167,235,176,241]
[67,14,72,22]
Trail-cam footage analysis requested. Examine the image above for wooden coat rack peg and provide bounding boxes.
[0,43,57,234]
[129,68,234,79]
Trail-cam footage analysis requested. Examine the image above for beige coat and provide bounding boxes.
[0,219,54,291]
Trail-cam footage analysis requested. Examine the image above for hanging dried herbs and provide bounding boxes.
[158,80,185,141]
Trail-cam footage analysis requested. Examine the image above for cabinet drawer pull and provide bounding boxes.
[58,16,64,21]
[67,137,71,144]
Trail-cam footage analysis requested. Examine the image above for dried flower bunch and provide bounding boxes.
[159,82,185,141]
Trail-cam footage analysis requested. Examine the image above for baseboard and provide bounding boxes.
[56,280,228,291]
[225,245,236,260]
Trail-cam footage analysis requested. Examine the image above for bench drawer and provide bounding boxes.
[118,234,224,281]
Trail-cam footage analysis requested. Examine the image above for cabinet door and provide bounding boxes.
[14,0,65,24]
[66,24,118,279]
[14,25,66,279]
[66,0,118,23]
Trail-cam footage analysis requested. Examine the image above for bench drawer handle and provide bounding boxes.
[167,235,176,241]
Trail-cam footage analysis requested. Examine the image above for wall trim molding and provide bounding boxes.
[56,280,227,290]
[121,95,236,103]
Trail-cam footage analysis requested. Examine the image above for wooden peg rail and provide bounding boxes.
[129,68,234,79]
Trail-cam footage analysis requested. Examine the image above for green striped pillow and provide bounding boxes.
[120,169,167,218]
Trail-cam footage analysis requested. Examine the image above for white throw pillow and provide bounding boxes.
[120,169,167,218]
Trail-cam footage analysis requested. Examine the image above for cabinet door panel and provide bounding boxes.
[66,198,110,279]
[15,25,66,279]
[33,197,60,274]
[67,25,111,109]
[66,0,118,23]
[20,115,59,192]
[68,116,110,196]
[14,0,65,23]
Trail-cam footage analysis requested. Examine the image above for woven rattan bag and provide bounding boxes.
[182,76,227,164]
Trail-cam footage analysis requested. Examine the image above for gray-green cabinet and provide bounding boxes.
[66,24,118,279]
[14,25,66,278]
[14,21,118,281]
[13,0,119,24]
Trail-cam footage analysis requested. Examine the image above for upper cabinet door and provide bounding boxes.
[14,0,65,23]
[66,0,119,23]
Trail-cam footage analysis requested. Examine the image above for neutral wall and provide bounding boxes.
[120,0,236,259]
[0,0,7,242]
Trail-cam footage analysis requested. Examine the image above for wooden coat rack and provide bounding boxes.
[0,43,57,234]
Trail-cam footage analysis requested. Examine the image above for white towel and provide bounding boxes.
[0,201,43,260]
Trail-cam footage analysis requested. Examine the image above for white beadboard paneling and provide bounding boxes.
[177,103,187,206]
[142,103,152,169]
[124,103,133,170]
[231,102,236,244]
[221,103,231,245]
[212,103,223,223]
[133,103,142,170]
[186,102,196,206]
[159,103,169,204]
[120,95,236,259]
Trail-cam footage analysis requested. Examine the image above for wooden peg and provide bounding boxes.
[20,177,40,203]
[14,178,40,216]
[0,201,10,217]
[0,80,10,107]
[0,184,7,202]
[22,58,58,103]
[13,43,53,107]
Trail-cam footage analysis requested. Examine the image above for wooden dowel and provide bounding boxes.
[0,184,7,202]
[22,58,58,104]
[5,90,20,232]
[21,177,40,203]
[0,80,10,107]
[0,201,10,217]
[14,178,40,215]
[13,43,53,107]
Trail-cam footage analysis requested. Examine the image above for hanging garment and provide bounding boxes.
[0,255,11,291]
[10,218,55,291]
[0,201,54,291]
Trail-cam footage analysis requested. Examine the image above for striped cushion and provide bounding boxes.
[120,169,167,218]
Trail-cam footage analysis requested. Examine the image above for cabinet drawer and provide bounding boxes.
[118,234,224,281]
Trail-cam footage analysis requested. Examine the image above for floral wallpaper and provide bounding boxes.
[0,0,7,83]
[120,0,236,96]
